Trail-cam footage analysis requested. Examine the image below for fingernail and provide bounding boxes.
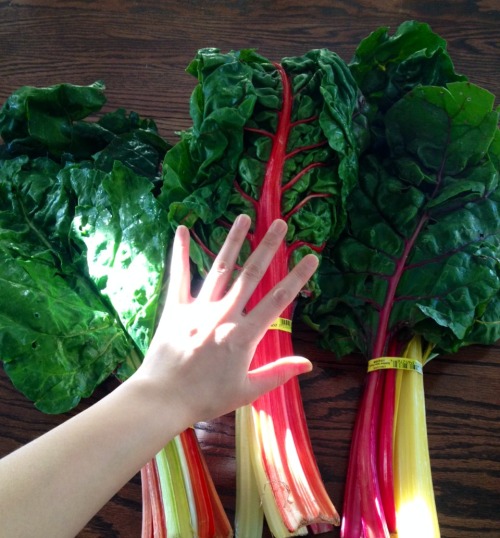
[176,224,188,237]
[235,214,251,228]
[303,254,319,271]
[271,219,287,235]
[302,360,313,373]
[294,358,313,374]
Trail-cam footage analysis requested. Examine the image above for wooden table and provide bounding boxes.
[0,1,499,537]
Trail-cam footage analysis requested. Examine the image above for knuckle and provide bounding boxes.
[242,261,263,282]
[271,286,290,307]
[236,316,258,343]
[214,259,228,274]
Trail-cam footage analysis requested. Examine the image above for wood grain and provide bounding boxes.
[0,1,499,536]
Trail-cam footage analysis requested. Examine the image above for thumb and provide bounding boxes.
[246,357,313,400]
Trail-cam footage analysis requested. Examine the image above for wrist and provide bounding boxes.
[121,370,194,447]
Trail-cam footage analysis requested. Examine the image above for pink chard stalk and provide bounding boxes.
[304,22,500,538]
[160,48,364,535]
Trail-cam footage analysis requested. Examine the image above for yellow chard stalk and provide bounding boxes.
[394,335,440,538]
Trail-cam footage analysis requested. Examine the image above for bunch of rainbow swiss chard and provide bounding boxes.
[0,20,499,538]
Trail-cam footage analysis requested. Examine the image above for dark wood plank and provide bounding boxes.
[0,1,499,536]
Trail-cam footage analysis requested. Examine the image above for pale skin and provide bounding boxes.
[0,214,319,538]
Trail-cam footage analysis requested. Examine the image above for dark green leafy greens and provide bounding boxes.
[300,21,500,538]
[0,81,167,186]
[160,47,365,279]
[0,83,172,413]
[304,22,500,360]
[349,20,467,150]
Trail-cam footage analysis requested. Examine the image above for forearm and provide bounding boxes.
[0,377,182,538]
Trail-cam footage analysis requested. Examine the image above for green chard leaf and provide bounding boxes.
[350,21,466,111]
[0,156,136,413]
[0,82,107,157]
[349,20,466,150]
[0,254,133,414]
[305,81,500,359]
[160,47,364,288]
[0,82,170,181]
[71,161,171,361]
[0,83,172,412]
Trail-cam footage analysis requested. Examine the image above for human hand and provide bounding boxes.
[134,214,319,429]
[0,215,318,538]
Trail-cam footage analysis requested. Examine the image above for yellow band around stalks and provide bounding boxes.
[367,357,423,374]
[269,317,292,333]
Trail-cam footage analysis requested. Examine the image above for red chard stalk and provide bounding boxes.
[305,21,500,538]
[161,47,364,534]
